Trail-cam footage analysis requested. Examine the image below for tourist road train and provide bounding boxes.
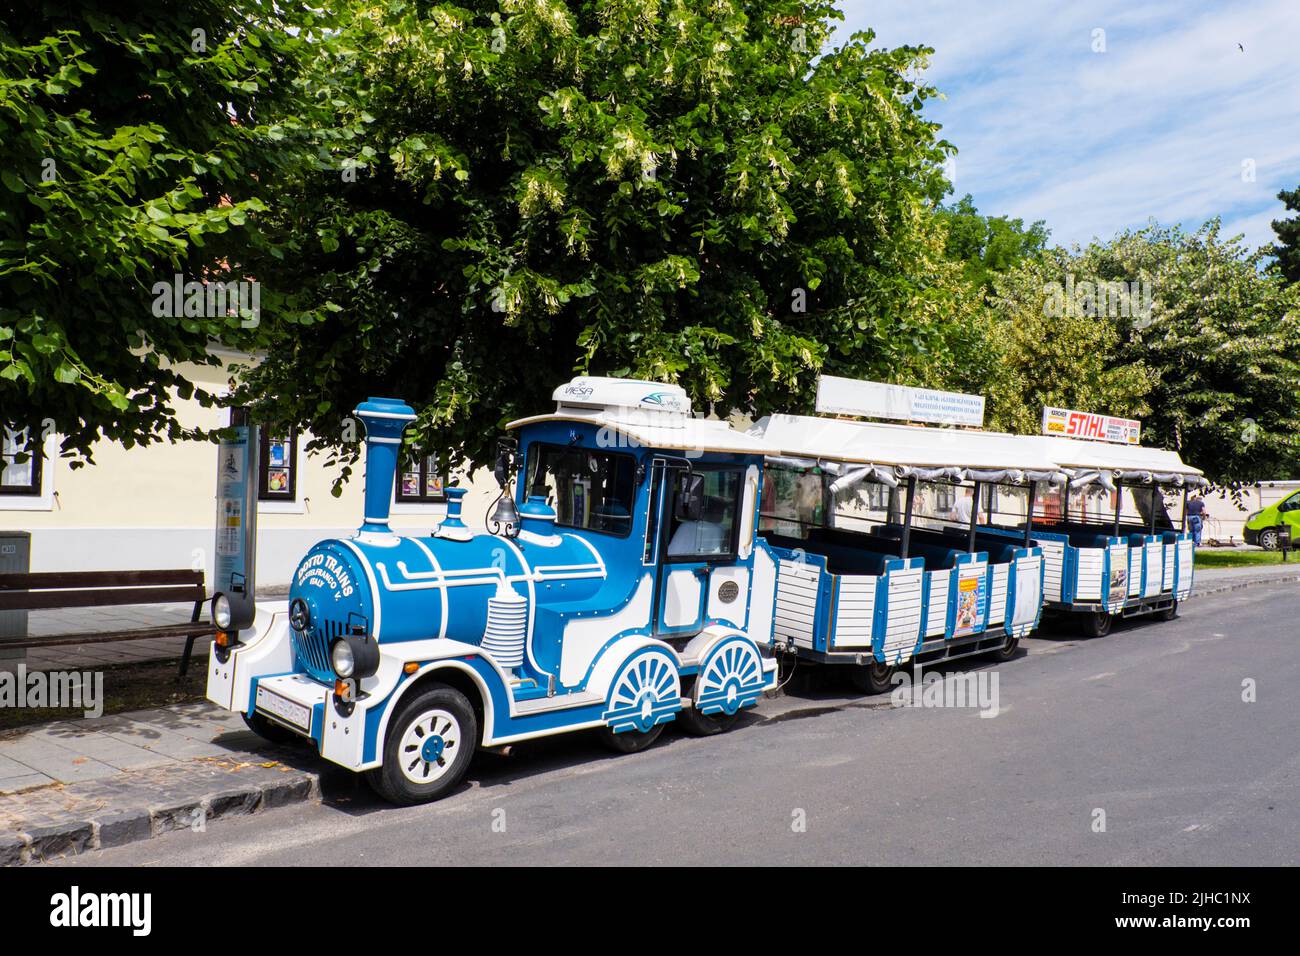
[206,377,1204,803]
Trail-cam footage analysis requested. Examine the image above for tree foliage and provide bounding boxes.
[231,0,970,473]
[986,222,1300,485]
[1271,185,1300,286]
[0,1,327,461]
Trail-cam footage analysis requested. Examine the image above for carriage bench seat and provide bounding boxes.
[0,570,214,677]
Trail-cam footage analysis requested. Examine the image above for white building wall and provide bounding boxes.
[1,357,502,587]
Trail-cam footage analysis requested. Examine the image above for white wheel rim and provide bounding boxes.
[398,708,461,785]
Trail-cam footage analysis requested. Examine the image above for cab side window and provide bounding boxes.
[667,469,741,560]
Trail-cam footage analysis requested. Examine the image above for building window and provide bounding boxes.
[1,426,42,497]
[259,429,298,501]
[397,453,446,504]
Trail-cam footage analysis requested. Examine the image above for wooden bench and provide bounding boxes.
[0,570,215,677]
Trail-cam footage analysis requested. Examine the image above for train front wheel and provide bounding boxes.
[366,684,478,805]
[848,660,895,695]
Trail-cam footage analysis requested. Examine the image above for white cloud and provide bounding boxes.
[837,0,1300,250]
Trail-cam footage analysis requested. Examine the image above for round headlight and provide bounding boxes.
[331,638,355,678]
[212,594,232,629]
[289,598,310,632]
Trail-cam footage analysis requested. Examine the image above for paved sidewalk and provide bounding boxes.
[0,701,321,865]
[0,566,1294,864]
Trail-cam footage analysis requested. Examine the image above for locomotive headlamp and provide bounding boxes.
[331,639,355,678]
[212,594,233,629]
[289,598,311,633]
[330,631,380,681]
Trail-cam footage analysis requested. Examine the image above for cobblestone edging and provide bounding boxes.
[0,757,320,866]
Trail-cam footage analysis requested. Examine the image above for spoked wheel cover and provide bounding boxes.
[398,707,463,785]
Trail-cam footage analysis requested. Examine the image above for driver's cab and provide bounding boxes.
[508,377,774,653]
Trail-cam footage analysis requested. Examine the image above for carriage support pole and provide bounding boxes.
[900,475,917,559]
[967,480,982,553]
[1024,481,1038,547]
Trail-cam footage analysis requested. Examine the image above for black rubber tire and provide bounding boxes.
[1259,528,1280,551]
[242,711,304,746]
[848,660,896,695]
[1156,601,1178,622]
[365,684,477,805]
[1080,610,1113,638]
[676,703,741,737]
[986,634,1021,662]
[596,723,665,753]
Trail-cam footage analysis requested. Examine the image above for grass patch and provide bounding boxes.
[1195,549,1295,569]
[0,658,206,732]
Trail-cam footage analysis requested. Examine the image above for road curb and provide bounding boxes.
[5,765,322,866]
[1187,573,1300,601]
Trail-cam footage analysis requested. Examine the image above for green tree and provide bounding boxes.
[937,193,1049,295]
[0,1,328,462]
[1271,185,1300,285]
[987,222,1300,486]
[230,0,971,474]
[983,248,1155,436]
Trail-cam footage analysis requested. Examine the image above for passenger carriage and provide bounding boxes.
[747,414,1065,692]
[207,378,780,804]
[989,434,1206,637]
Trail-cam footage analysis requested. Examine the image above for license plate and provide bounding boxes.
[255,686,312,734]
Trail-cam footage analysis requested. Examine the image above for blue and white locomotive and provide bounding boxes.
[207,378,778,803]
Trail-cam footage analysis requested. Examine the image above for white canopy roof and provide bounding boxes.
[507,407,774,456]
[751,414,1066,483]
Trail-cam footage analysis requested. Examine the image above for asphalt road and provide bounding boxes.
[59,583,1300,866]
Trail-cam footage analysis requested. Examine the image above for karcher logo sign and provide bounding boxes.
[49,886,152,937]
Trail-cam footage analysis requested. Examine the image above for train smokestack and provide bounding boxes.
[354,397,416,536]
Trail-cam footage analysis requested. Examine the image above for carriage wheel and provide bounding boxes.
[849,659,896,695]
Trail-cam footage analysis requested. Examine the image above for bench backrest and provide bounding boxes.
[0,570,206,612]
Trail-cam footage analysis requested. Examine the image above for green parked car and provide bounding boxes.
[1243,489,1300,550]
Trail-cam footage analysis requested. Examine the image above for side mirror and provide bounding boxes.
[675,472,706,522]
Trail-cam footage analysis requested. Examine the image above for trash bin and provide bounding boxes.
[0,530,30,660]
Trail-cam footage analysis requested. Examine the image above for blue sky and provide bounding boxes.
[835,0,1300,252]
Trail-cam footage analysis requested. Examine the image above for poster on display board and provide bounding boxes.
[214,424,259,601]
[1041,406,1141,445]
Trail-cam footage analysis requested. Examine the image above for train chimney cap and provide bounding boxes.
[552,377,691,418]
[353,396,417,423]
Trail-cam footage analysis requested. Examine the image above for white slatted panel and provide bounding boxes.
[988,564,1009,625]
[1075,548,1105,601]
[1143,542,1162,597]
[831,575,877,650]
[1128,547,1141,596]
[1162,543,1175,592]
[1176,538,1195,599]
[1009,554,1043,632]
[925,569,950,637]
[1040,540,1065,602]
[774,559,819,649]
[883,566,924,662]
